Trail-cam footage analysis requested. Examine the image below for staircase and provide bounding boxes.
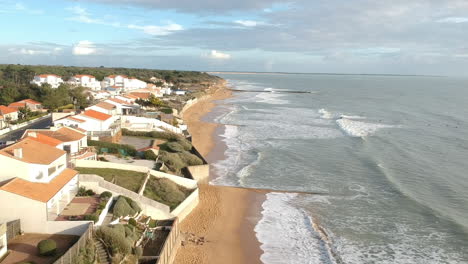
[95,239,111,264]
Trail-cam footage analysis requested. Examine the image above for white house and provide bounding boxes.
[0,140,80,230]
[174,90,187,95]
[55,110,115,133]
[69,74,101,90]
[103,75,147,91]
[90,90,112,100]
[30,74,64,88]
[105,98,140,115]
[86,101,117,116]
[161,87,172,95]
[0,105,19,122]
[22,127,96,161]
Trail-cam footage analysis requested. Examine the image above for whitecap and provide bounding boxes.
[336,118,396,137]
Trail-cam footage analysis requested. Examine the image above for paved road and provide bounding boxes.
[0,116,53,142]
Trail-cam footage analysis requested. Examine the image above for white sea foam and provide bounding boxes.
[319,108,336,119]
[336,118,396,137]
[255,193,338,264]
[255,91,290,105]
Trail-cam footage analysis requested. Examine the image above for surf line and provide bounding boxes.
[229,89,312,94]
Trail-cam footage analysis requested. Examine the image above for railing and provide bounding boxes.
[156,218,180,264]
[6,219,21,241]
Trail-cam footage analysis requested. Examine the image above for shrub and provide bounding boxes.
[176,139,192,151]
[100,191,112,200]
[98,157,109,162]
[179,151,204,166]
[84,214,99,223]
[96,225,132,255]
[134,246,143,257]
[122,129,180,141]
[144,178,192,210]
[85,189,95,196]
[77,187,87,196]
[128,218,137,226]
[144,149,157,160]
[113,196,137,218]
[37,239,57,256]
[165,142,185,153]
[124,196,141,213]
[160,151,185,172]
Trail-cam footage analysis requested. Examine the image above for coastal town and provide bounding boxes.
[0,66,228,264]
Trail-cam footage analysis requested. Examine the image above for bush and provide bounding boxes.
[128,218,137,226]
[165,142,185,153]
[122,129,181,141]
[159,151,185,172]
[134,246,143,257]
[37,239,57,256]
[124,196,141,213]
[84,214,99,223]
[100,191,112,200]
[77,187,87,196]
[179,151,204,166]
[144,178,192,210]
[98,157,109,162]
[96,225,132,255]
[144,149,157,160]
[176,139,192,151]
[113,196,137,218]
[85,189,95,196]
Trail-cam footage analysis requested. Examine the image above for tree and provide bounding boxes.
[0,86,20,105]
[18,107,32,120]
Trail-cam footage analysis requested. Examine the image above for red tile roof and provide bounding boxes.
[107,98,128,104]
[0,138,66,165]
[38,74,61,78]
[82,110,112,121]
[8,99,42,109]
[95,102,116,110]
[129,92,151,99]
[0,105,18,115]
[75,74,95,78]
[0,168,78,202]
[24,127,86,142]
[67,116,86,123]
[24,134,63,147]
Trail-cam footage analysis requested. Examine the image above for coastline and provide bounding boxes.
[175,85,266,264]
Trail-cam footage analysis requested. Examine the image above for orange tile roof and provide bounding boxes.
[21,99,41,105]
[129,92,151,99]
[0,138,66,165]
[0,105,18,115]
[38,74,61,78]
[0,169,78,202]
[24,134,63,147]
[82,110,112,121]
[107,98,128,104]
[95,102,116,110]
[75,74,95,78]
[124,94,139,99]
[67,116,86,123]
[24,127,86,142]
[0,115,3,120]
[8,102,25,108]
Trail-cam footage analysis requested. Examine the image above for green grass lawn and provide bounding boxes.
[75,167,146,193]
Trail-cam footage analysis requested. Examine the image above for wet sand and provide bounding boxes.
[174,85,266,264]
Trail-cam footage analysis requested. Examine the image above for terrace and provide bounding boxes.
[55,196,100,221]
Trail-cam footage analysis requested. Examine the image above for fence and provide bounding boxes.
[53,222,93,264]
[156,218,181,264]
[6,219,21,241]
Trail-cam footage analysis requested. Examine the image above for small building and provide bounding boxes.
[0,105,19,122]
[174,90,187,96]
[106,98,140,115]
[69,74,101,90]
[30,74,63,88]
[8,99,43,112]
[86,101,117,116]
[90,90,112,100]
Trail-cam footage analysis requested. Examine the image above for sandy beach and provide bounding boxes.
[174,85,266,264]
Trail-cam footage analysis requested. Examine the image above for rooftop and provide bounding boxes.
[129,92,151,99]
[24,127,86,142]
[107,98,128,105]
[82,109,112,121]
[25,134,63,147]
[0,168,78,202]
[0,138,66,165]
[0,105,18,115]
[94,101,117,110]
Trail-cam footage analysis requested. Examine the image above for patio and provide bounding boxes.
[55,196,100,221]
[1,234,78,264]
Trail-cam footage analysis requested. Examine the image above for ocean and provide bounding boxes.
[207,73,468,264]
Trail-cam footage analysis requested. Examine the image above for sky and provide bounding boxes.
[1,0,468,76]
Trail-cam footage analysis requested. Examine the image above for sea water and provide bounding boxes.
[207,73,468,263]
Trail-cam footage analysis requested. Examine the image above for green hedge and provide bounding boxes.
[113,196,141,218]
[121,129,181,141]
[87,140,137,156]
[37,239,57,256]
[144,177,193,210]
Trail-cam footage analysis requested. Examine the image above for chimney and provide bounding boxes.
[13,148,23,159]
[28,132,37,138]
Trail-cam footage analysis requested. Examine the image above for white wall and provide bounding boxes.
[0,191,47,233]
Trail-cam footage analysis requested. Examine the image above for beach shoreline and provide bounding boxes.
[174,84,266,264]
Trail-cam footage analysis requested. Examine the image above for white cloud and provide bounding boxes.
[73,41,97,55]
[67,5,120,26]
[437,17,468,23]
[234,20,261,27]
[128,23,183,36]
[207,50,231,59]
[8,46,63,56]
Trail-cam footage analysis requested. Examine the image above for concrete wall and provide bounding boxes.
[0,191,47,233]
[121,116,182,134]
[170,189,199,222]
[95,196,114,226]
[79,174,172,220]
[44,221,91,236]
[0,155,29,183]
